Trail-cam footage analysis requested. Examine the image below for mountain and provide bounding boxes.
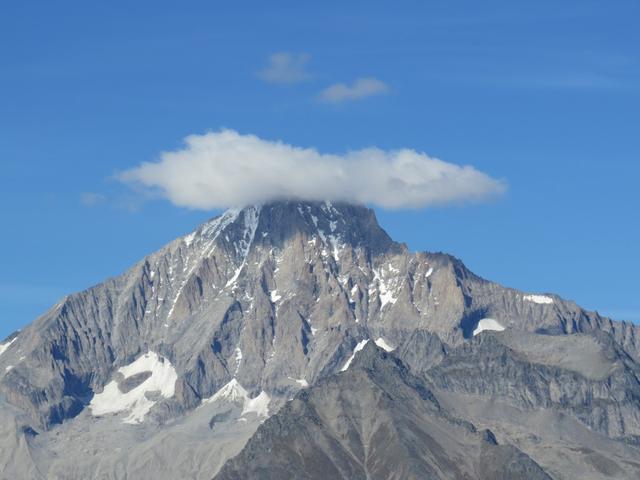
[0,200,639,479]
[216,342,552,480]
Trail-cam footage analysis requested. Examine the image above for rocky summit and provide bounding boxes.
[1,200,639,479]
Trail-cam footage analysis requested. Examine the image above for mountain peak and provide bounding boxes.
[184,200,400,261]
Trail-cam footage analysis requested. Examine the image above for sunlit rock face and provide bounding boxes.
[1,200,640,479]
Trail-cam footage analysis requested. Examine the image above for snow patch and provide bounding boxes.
[425,267,434,278]
[242,391,270,418]
[270,290,282,302]
[291,377,308,388]
[0,337,17,357]
[341,339,370,371]
[372,268,399,309]
[203,379,270,418]
[473,318,505,336]
[204,210,239,238]
[327,234,342,261]
[183,232,196,247]
[234,347,242,374]
[5,365,14,372]
[203,378,249,404]
[89,351,178,424]
[375,337,395,352]
[379,289,397,309]
[523,294,554,305]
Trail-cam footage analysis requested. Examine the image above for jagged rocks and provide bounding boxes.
[0,201,639,479]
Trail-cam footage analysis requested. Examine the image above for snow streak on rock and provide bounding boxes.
[341,339,370,371]
[0,338,17,357]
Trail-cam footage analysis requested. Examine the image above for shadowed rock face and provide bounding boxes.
[217,335,640,480]
[0,200,639,479]
[215,343,552,480]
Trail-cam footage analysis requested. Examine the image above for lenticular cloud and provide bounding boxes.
[118,129,506,210]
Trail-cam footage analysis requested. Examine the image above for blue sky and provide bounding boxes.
[1,1,639,338]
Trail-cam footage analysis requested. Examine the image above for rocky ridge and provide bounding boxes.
[0,200,639,479]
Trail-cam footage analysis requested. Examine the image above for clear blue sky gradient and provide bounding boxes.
[1,1,639,338]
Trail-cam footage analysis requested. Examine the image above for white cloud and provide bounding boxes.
[319,77,389,103]
[118,129,506,210]
[257,52,311,84]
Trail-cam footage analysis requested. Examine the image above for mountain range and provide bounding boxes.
[1,201,639,479]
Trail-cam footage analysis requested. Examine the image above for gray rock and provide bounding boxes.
[215,342,552,480]
[396,329,640,479]
[0,200,638,479]
[419,330,640,439]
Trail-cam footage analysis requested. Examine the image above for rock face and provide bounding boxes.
[0,200,639,479]
[423,331,640,440]
[396,330,640,479]
[216,343,552,480]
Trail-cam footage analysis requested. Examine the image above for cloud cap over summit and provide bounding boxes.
[119,129,506,210]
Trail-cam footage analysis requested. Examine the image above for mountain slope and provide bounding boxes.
[396,329,640,479]
[0,200,639,479]
[216,342,552,480]
[2,201,637,430]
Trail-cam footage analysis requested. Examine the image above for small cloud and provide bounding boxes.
[118,129,506,210]
[257,52,311,84]
[80,192,106,207]
[319,77,389,103]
